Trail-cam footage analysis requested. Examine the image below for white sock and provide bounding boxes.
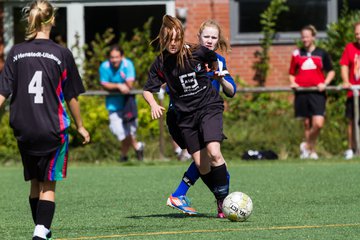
[33,225,49,239]
[175,147,182,155]
[136,142,144,150]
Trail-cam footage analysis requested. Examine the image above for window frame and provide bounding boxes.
[230,0,338,45]
[3,0,175,57]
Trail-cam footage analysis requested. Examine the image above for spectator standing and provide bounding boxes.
[99,45,145,161]
[289,25,335,159]
[340,22,360,160]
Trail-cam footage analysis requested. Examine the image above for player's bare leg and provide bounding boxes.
[130,135,144,160]
[33,181,56,240]
[206,142,225,167]
[30,179,40,198]
[192,149,211,175]
[345,120,355,159]
[308,116,324,159]
[304,118,311,146]
[166,149,201,215]
[300,118,312,159]
[119,136,132,161]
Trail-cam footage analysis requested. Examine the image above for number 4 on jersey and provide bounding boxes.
[28,71,44,104]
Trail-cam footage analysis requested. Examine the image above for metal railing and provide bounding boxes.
[83,86,360,157]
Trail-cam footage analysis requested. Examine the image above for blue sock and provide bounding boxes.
[172,161,200,197]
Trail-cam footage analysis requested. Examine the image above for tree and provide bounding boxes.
[72,17,158,90]
[318,0,360,86]
[253,0,288,86]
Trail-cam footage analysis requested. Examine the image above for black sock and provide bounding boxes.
[29,197,39,224]
[200,171,214,192]
[36,200,56,230]
[32,236,46,240]
[210,164,229,200]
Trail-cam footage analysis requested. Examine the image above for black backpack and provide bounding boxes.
[241,150,278,160]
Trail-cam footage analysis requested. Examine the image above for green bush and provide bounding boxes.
[317,1,360,86]
[0,92,350,164]
[0,108,20,163]
[75,17,158,89]
[222,93,348,160]
[253,0,288,86]
[0,11,355,164]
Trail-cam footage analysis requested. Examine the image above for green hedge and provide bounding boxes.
[222,92,348,160]
[1,8,357,163]
[0,92,349,164]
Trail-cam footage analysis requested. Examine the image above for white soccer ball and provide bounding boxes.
[222,192,253,222]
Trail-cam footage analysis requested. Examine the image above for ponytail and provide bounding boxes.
[22,0,55,41]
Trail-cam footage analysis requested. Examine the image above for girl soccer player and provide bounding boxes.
[143,15,230,218]
[0,1,90,239]
[165,20,236,218]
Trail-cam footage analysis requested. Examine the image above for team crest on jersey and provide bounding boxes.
[195,63,202,72]
[301,58,317,70]
[179,72,199,93]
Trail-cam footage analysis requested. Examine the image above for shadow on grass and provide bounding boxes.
[126,213,216,219]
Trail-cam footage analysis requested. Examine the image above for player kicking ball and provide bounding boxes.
[143,15,232,218]
[165,20,236,218]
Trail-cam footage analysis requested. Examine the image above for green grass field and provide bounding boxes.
[1,159,360,240]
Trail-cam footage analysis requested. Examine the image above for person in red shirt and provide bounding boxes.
[289,25,335,159]
[340,22,360,160]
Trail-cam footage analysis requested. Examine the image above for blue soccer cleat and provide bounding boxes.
[166,195,198,215]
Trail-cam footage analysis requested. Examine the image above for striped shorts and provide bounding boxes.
[20,132,69,182]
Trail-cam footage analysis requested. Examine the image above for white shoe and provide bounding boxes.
[344,149,354,160]
[137,142,145,151]
[300,142,310,159]
[174,147,183,159]
[135,142,145,161]
[179,150,192,161]
[309,152,319,160]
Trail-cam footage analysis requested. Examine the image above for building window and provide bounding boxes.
[338,0,360,15]
[84,5,165,45]
[230,0,337,44]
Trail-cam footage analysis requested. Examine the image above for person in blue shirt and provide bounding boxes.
[165,20,236,218]
[99,45,145,161]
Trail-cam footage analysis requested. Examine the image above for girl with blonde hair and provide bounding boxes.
[0,1,90,239]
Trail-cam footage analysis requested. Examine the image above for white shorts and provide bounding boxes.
[109,111,137,141]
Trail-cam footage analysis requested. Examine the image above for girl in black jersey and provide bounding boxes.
[143,15,230,216]
[0,1,90,239]
[166,19,236,218]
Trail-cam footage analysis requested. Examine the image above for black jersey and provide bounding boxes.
[144,45,223,113]
[0,39,85,155]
